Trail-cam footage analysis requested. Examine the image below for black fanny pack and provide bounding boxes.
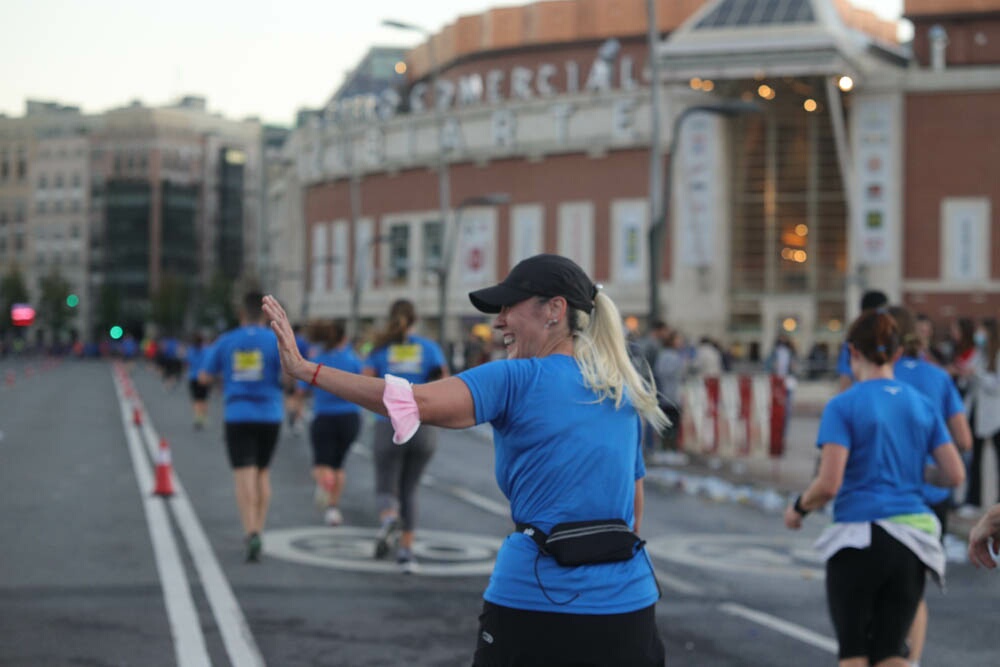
[515,519,645,567]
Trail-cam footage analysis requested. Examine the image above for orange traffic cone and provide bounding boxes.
[152,438,175,497]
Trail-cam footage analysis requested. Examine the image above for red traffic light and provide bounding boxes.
[11,303,35,327]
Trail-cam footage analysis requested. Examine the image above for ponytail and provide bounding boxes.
[572,292,668,433]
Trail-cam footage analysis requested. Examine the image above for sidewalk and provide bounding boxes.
[643,379,983,546]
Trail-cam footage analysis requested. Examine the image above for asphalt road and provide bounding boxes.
[0,356,997,666]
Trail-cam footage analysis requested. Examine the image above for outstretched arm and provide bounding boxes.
[262,295,476,429]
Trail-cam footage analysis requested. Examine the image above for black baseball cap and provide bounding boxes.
[468,254,597,314]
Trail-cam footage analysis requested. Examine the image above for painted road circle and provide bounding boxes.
[263,526,502,576]
[645,534,825,579]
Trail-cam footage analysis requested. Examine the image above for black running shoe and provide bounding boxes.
[245,533,262,563]
[373,518,400,560]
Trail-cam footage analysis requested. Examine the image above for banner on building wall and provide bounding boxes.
[678,113,720,268]
[312,223,329,292]
[613,201,646,284]
[511,205,543,266]
[457,211,495,285]
[558,202,594,274]
[853,95,897,266]
[332,222,348,291]
[942,197,990,282]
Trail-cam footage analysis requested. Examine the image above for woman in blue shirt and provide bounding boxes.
[363,299,449,573]
[297,321,363,527]
[263,254,668,666]
[785,309,965,667]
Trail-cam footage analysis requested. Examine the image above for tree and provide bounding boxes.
[96,283,123,339]
[0,267,29,334]
[150,273,189,335]
[37,269,74,340]
[201,270,236,330]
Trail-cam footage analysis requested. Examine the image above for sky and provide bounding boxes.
[2,0,905,127]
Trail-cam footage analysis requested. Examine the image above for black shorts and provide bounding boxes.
[472,601,665,667]
[163,358,183,379]
[225,422,281,469]
[310,413,361,469]
[188,379,209,401]
[825,523,926,662]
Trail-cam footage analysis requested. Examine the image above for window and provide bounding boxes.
[388,224,410,285]
[55,173,64,189]
[423,220,443,278]
[39,174,48,189]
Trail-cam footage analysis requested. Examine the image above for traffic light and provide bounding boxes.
[11,303,35,327]
[66,294,79,308]
[109,325,124,340]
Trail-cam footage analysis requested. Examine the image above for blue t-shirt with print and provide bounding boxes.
[817,378,951,523]
[201,325,283,423]
[894,357,964,506]
[364,335,446,422]
[458,355,656,615]
[298,346,363,417]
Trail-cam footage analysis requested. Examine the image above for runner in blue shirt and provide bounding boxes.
[199,292,284,563]
[362,299,449,572]
[263,254,669,666]
[185,332,212,430]
[837,289,889,392]
[296,321,363,526]
[888,305,972,666]
[785,309,965,667]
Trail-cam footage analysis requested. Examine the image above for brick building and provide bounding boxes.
[288,0,1000,359]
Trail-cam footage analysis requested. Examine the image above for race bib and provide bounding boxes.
[232,349,264,382]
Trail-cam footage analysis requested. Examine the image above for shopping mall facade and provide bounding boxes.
[283,0,1000,359]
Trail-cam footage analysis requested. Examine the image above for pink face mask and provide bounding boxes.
[382,374,421,444]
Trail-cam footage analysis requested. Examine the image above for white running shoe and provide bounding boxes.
[397,547,419,574]
[324,506,343,526]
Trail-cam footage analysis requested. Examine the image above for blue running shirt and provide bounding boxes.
[298,346,363,417]
[458,355,657,615]
[817,379,951,522]
[201,325,283,423]
[894,357,965,506]
[364,335,446,422]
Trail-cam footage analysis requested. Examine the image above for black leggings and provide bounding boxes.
[472,601,665,667]
[826,523,926,663]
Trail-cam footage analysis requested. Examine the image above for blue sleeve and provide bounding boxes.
[836,342,853,378]
[929,412,952,452]
[457,360,512,425]
[817,394,852,450]
[944,381,964,420]
[427,339,446,370]
[202,341,222,375]
[364,348,384,376]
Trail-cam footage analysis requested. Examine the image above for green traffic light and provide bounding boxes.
[66,294,79,308]
[109,325,124,340]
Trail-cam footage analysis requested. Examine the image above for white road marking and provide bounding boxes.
[655,571,704,596]
[113,370,211,667]
[115,366,266,667]
[718,602,837,654]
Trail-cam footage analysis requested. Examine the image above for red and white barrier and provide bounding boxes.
[681,374,788,459]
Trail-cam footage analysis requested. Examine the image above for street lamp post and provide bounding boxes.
[349,234,390,342]
[382,17,453,335]
[647,100,760,323]
[435,193,510,349]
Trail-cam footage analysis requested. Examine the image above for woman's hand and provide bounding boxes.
[783,503,803,530]
[262,295,308,381]
[968,504,1000,569]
